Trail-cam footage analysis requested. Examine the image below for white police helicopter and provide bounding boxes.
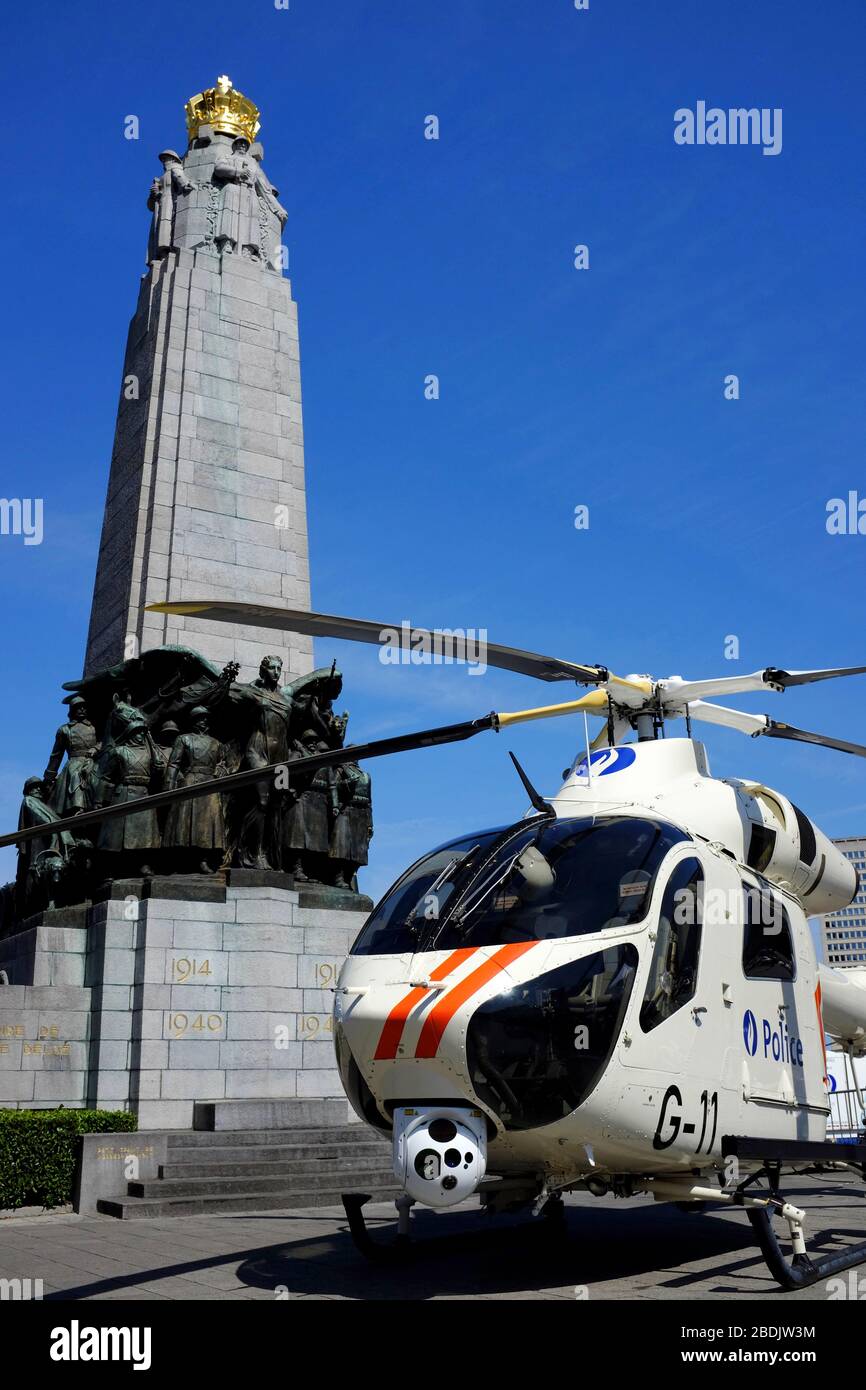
[16,597,866,1291]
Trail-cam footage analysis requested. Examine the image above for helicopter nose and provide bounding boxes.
[393,1105,487,1207]
[336,944,539,1072]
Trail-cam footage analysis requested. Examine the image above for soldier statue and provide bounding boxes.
[42,696,99,816]
[281,740,335,883]
[15,777,76,912]
[213,136,287,266]
[162,708,227,873]
[288,666,348,869]
[224,656,294,870]
[155,719,180,753]
[95,718,165,879]
[147,150,195,263]
[329,762,373,889]
[250,141,289,270]
[14,643,374,903]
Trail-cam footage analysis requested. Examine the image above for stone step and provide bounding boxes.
[128,1167,393,1200]
[167,1125,374,1149]
[160,1146,389,1177]
[97,1184,400,1220]
[193,1098,351,1131]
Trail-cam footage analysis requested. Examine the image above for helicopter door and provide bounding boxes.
[620,852,738,1157]
[628,854,710,1070]
[739,877,826,1133]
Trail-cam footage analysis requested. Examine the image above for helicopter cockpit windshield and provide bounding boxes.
[351,815,689,955]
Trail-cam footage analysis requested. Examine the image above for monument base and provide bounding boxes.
[0,880,368,1128]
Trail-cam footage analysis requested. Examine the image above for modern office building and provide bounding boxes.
[820,836,866,967]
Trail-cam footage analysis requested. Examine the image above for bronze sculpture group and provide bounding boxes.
[12,647,373,918]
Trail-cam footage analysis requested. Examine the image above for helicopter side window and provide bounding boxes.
[742,880,796,982]
[746,822,776,874]
[639,857,704,1033]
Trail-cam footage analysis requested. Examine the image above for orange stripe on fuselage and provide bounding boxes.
[414,941,539,1059]
[815,981,829,1084]
[373,948,478,1061]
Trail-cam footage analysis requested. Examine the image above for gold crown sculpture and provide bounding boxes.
[185,75,261,144]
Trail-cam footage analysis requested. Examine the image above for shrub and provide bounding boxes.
[0,1108,137,1210]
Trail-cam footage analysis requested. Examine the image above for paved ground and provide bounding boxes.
[0,1173,864,1301]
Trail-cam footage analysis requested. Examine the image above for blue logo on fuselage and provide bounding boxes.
[743,1009,758,1055]
[574,747,637,778]
[742,1008,803,1067]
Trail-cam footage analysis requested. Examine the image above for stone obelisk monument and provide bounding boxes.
[0,80,372,1151]
[85,76,313,680]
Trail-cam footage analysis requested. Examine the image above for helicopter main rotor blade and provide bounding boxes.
[684,700,768,735]
[763,664,866,688]
[0,715,498,851]
[661,665,866,706]
[145,600,608,685]
[0,694,606,852]
[496,691,609,726]
[687,700,866,758]
[760,721,866,758]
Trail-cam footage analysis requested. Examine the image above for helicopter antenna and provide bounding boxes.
[582,712,593,787]
[508,751,555,816]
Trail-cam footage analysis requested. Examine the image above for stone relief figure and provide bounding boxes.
[250,141,289,270]
[42,697,99,816]
[139,79,289,271]
[329,762,373,889]
[213,137,287,266]
[147,150,195,263]
[162,707,227,873]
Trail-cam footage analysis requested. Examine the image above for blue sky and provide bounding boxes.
[1,0,865,920]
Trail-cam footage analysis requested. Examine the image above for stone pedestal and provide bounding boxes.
[0,884,367,1128]
[0,985,91,1107]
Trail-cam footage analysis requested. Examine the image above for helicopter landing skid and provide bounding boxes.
[341,1187,563,1263]
[745,1203,866,1291]
[723,1134,866,1290]
[341,1193,416,1263]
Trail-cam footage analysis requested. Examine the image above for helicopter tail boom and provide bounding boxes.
[819,966,866,1054]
